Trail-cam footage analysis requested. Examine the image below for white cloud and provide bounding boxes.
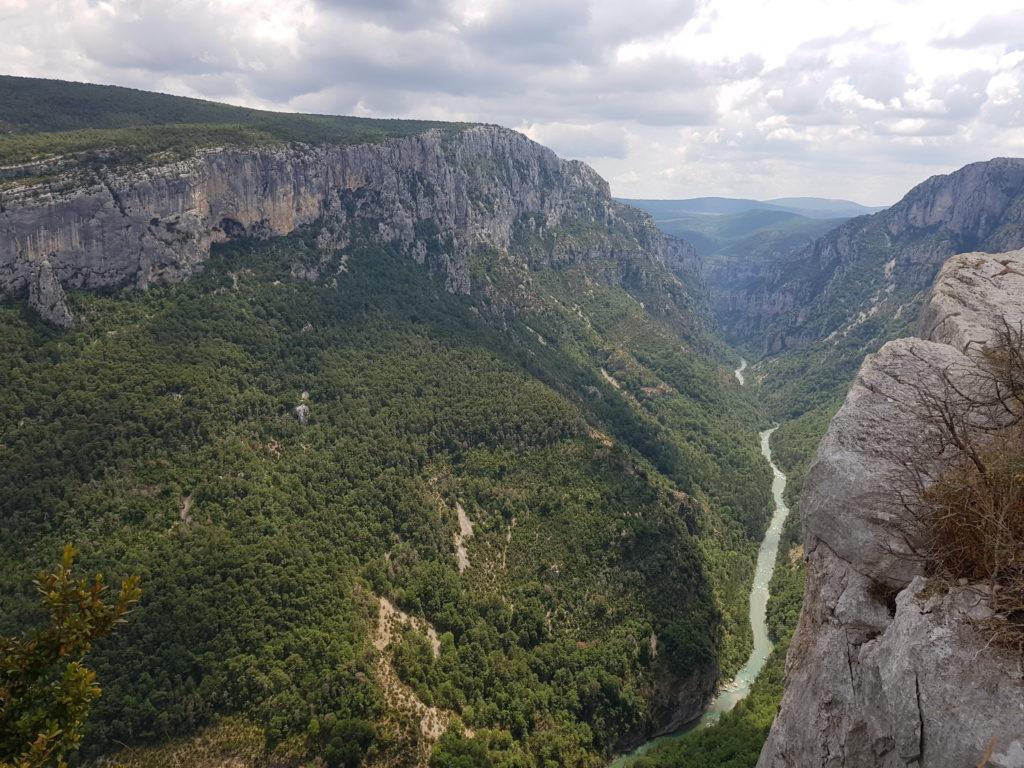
[0,0,1022,204]
[522,122,631,158]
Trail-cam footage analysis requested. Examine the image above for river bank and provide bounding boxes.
[609,361,789,766]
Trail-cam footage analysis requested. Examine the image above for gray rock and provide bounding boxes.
[858,578,1024,768]
[919,248,1024,353]
[1,126,699,327]
[294,404,310,425]
[800,336,971,587]
[759,250,1024,768]
[28,258,73,328]
[619,661,719,752]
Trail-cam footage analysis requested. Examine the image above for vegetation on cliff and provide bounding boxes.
[613,501,805,768]
[0,218,768,766]
[0,75,469,169]
[889,321,1024,650]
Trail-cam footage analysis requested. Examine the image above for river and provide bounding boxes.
[610,359,789,765]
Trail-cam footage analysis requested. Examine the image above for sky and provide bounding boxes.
[2,0,1023,205]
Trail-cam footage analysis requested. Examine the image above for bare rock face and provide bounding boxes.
[28,258,73,328]
[919,249,1024,353]
[1,126,698,326]
[718,157,1024,352]
[617,660,719,752]
[759,250,1024,768]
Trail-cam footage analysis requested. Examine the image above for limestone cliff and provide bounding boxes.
[0,122,710,741]
[0,125,698,326]
[759,250,1024,768]
[716,157,1024,352]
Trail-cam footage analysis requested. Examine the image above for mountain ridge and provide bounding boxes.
[1,121,702,330]
[0,74,469,141]
[619,196,884,220]
[698,156,1024,359]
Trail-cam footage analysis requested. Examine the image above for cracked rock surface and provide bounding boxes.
[919,248,1024,353]
[28,257,73,328]
[1,125,698,326]
[758,249,1024,768]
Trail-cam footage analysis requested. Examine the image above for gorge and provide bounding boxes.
[611,419,791,766]
[1,76,765,768]
[2,75,1023,768]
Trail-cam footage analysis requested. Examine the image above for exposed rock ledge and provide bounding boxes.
[759,250,1024,768]
[0,125,697,326]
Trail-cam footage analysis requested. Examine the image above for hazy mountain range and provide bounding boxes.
[619,196,886,220]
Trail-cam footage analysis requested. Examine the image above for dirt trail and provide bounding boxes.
[179,495,193,524]
[454,503,474,574]
[600,368,622,389]
[373,597,453,763]
[375,596,440,658]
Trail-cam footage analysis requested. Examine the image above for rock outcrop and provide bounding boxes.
[759,249,1024,768]
[0,126,698,325]
[28,258,73,328]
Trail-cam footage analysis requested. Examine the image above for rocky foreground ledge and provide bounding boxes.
[758,250,1024,768]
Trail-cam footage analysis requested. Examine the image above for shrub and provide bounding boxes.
[0,546,141,768]
[891,320,1024,651]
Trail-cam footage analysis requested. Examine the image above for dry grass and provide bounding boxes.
[918,430,1024,649]
[95,717,278,768]
[889,320,1024,652]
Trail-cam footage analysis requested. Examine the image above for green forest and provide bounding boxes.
[610,459,806,768]
[1,219,772,767]
[6,41,1012,768]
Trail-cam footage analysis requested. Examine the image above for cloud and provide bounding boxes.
[1,0,1022,205]
[313,0,457,30]
[982,61,1024,128]
[934,10,1024,50]
[523,122,630,158]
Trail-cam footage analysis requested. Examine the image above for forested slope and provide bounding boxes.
[1,160,769,768]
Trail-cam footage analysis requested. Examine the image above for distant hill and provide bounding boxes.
[620,196,886,221]
[763,197,886,217]
[740,157,1024,354]
[623,200,848,345]
[0,75,465,137]
[623,206,843,259]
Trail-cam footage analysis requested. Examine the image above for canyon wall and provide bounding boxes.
[714,158,1024,352]
[758,249,1024,767]
[0,125,698,326]
[0,123,712,740]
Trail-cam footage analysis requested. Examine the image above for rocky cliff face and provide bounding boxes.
[717,158,1024,352]
[1,123,712,741]
[704,259,800,345]
[0,125,698,327]
[758,249,1024,768]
